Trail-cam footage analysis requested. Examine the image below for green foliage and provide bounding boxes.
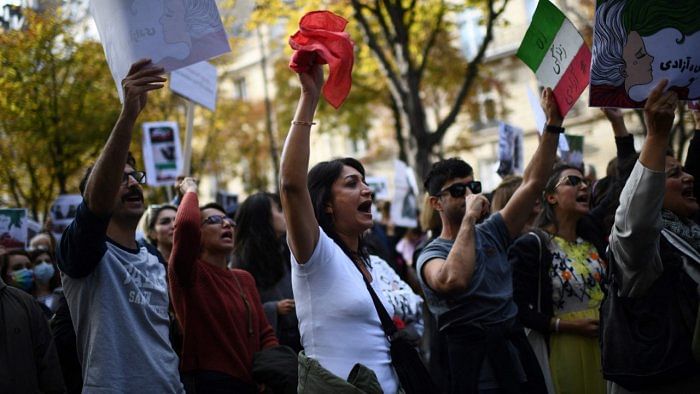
[0,8,120,220]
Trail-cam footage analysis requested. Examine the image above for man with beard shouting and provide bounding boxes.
[57,59,184,393]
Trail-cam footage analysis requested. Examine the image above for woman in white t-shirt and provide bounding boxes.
[279,64,400,393]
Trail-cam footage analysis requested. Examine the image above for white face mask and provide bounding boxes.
[33,261,55,284]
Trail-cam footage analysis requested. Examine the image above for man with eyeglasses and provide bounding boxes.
[56,59,184,393]
[416,89,562,393]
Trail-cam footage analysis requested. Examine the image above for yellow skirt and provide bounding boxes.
[549,308,605,394]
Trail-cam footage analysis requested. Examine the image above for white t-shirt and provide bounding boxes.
[291,228,399,394]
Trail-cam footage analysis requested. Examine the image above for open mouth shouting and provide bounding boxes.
[221,229,233,242]
[358,200,373,217]
[575,193,590,206]
[681,185,696,201]
[122,189,144,206]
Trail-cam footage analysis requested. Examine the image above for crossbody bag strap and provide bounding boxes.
[353,259,398,338]
[528,231,543,313]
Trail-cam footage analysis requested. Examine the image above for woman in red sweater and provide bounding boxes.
[169,177,278,393]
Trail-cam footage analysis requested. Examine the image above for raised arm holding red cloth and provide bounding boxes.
[289,11,354,109]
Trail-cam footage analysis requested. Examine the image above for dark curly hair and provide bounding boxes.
[423,158,474,196]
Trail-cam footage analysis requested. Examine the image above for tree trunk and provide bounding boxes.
[414,142,433,194]
[389,95,408,163]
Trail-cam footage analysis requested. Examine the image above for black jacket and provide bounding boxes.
[509,228,606,345]
[0,278,65,393]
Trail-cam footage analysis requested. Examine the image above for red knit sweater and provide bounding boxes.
[169,192,278,383]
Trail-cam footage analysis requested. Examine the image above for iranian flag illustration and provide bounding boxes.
[517,0,591,117]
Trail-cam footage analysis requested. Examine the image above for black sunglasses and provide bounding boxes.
[437,181,482,198]
[201,215,236,227]
[554,175,588,189]
[122,171,147,185]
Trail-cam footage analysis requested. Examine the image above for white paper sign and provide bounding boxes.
[0,208,28,249]
[26,219,42,243]
[526,85,569,152]
[142,121,183,187]
[50,194,82,240]
[391,160,419,228]
[366,176,390,201]
[90,0,231,100]
[170,61,218,111]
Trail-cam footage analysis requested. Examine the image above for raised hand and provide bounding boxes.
[601,107,629,137]
[644,79,678,139]
[179,177,198,195]
[121,59,166,117]
[601,107,623,123]
[298,63,324,101]
[540,87,563,127]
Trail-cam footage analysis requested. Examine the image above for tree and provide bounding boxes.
[349,0,511,184]
[0,7,121,220]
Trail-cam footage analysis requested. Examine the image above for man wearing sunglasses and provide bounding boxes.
[416,88,562,393]
[56,59,184,393]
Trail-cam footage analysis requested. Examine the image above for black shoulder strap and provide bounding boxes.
[528,231,543,313]
[354,259,398,338]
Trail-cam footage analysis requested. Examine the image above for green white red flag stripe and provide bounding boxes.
[517,0,591,117]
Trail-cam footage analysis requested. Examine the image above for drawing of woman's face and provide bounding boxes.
[622,31,654,92]
[160,0,190,46]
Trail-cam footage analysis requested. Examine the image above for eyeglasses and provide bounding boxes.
[437,181,482,198]
[122,171,147,185]
[201,215,236,227]
[553,175,589,190]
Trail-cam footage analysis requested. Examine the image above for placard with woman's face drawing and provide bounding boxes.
[590,0,700,108]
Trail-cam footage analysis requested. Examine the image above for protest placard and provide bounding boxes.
[562,135,585,168]
[142,122,183,187]
[391,160,419,228]
[90,0,231,100]
[590,0,700,108]
[0,209,28,249]
[366,176,390,201]
[517,0,591,117]
[497,122,525,177]
[26,219,41,245]
[215,191,238,215]
[50,194,82,240]
[170,61,218,111]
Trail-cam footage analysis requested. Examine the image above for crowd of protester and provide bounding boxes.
[0,56,698,394]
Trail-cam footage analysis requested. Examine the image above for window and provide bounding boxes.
[471,88,499,130]
[234,77,247,100]
[457,8,485,61]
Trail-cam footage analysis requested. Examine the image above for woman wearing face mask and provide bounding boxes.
[509,165,607,394]
[234,192,301,353]
[1,249,35,294]
[31,248,61,314]
[169,178,278,393]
